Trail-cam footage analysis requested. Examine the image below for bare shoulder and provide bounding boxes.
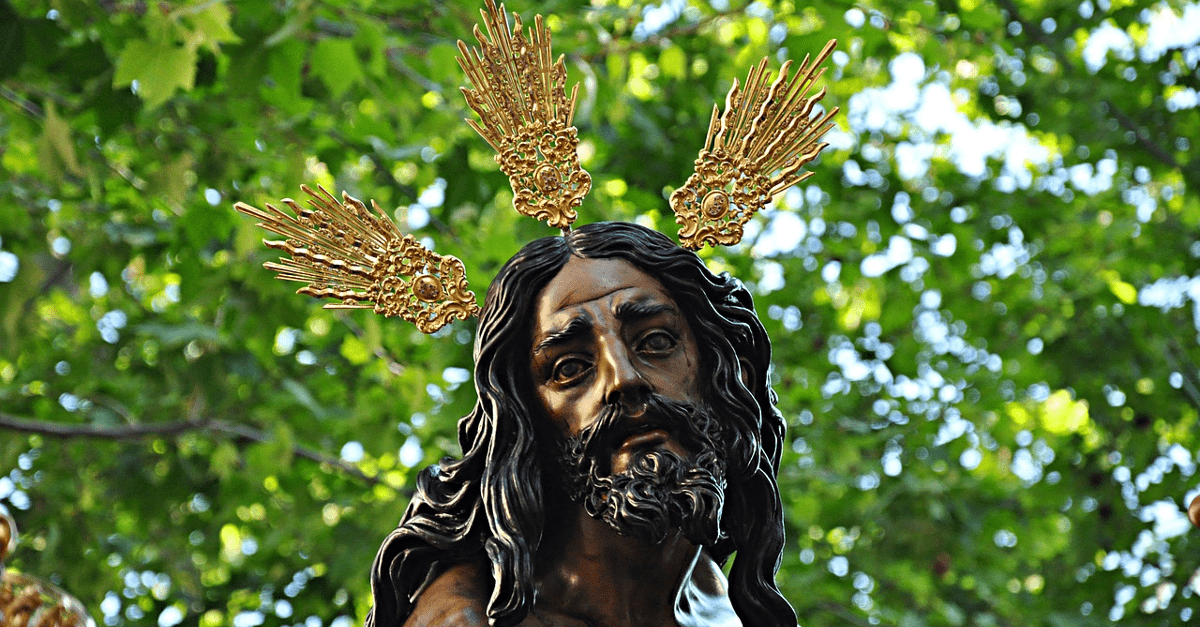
[403,562,492,627]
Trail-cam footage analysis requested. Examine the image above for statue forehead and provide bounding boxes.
[534,256,676,320]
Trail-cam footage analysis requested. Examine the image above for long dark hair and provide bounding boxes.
[367,222,793,627]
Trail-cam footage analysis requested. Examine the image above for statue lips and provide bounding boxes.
[606,416,675,451]
[609,421,693,475]
[615,427,671,454]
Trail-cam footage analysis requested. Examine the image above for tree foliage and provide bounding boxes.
[2,0,1198,626]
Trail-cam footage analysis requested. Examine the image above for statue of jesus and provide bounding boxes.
[367,222,795,627]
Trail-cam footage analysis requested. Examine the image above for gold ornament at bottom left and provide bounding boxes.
[1,511,94,627]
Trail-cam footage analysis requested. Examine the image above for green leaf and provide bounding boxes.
[282,378,327,419]
[260,39,313,116]
[181,0,240,53]
[267,422,295,469]
[113,38,197,108]
[211,441,241,481]
[354,17,388,78]
[310,38,364,99]
[1105,274,1138,305]
[339,334,370,366]
[0,2,25,81]
[149,153,196,206]
[426,42,460,86]
[659,45,686,80]
[36,101,81,182]
[0,253,43,355]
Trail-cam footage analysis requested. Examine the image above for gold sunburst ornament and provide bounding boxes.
[457,0,591,231]
[234,186,479,334]
[671,41,839,250]
[234,2,836,333]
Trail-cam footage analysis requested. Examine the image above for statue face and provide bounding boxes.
[530,257,704,473]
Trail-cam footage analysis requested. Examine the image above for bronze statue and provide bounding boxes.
[234,2,839,625]
[366,222,791,626]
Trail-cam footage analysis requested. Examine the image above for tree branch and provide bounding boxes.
[996,0,1183,172]
[0,412,193,440]
[0,84,43,119]
[1104,99,1181,170]
[0,411,380,485]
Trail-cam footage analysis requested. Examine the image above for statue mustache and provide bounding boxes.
[566,394,724,467]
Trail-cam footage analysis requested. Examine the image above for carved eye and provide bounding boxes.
[553,358,591,383]
[638,331,677,354]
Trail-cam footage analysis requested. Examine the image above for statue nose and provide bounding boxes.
[602,345,650,417]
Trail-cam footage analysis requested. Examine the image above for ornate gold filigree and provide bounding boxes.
[1,511,93,627]
[671,40,839,250]
[234,6,840,337]
[234,186,480,333]
[457,0,591,231]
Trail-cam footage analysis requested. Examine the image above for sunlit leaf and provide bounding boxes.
[113,39,197,109]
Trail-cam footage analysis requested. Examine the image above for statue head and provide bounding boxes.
[533,253,730,550]
[368,221,793,627]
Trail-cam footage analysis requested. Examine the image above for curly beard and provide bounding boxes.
[553,395,729,547]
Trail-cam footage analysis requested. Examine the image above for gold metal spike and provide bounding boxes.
[234,186,480,334]
[457,0,591,231]
[671,40,840,251]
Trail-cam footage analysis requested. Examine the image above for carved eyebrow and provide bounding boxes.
[614,299,677,322]
[532,315,594,354]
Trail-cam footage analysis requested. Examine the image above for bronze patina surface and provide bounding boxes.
[368,222,793,627]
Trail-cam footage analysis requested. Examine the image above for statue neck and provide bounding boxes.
[531,499,737,627]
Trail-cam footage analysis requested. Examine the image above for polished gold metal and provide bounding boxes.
[457,0,591,230]
[671,40,839,250]
[235,7,838,336]
[1,512,93,627]
[234,185,480,333]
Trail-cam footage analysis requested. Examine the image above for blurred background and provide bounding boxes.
[1,0,1198,626]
